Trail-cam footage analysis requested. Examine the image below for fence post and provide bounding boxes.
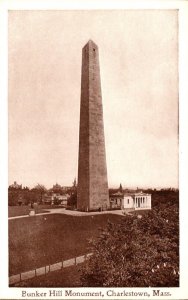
[75,257,76,265]
[35,269,36,277]
[49,265,50,273]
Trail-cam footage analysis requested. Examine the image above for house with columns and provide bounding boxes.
[122,192,151,211]
[110,191,151,211]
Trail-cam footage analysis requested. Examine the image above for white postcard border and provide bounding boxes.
[0,1,188,299]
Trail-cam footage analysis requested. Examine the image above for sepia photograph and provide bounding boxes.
[0,1,188,299]
[8,9,179,288]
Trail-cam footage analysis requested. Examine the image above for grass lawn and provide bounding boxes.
[129,209,151,216]
[8,205,63,217]
[11,264,82,287]
[9,213,123,276]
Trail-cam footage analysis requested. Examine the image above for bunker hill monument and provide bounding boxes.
[77,40,109,211]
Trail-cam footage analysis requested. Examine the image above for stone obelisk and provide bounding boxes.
[77,40,109,211]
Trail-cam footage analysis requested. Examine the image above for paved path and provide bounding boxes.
[9,253,93,285]
[46,208,124,216]
[9,208,125,220]
[8,211,51,220]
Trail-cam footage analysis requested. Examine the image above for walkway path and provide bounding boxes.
[47,208,124,216]
[9,211,51,220]
[9,208,125,220]
[9,253,93,285]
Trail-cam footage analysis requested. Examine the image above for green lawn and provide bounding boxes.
[9,213,123,276]
[11,264,82,287]
[8,205,63,217]
[129,209,151,216]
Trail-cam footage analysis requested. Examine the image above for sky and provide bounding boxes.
[8,10,178,189]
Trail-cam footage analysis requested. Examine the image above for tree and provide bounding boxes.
[33,183,47,191]
[80,202,179,287]
[8,191,19,206]
[67,191,77,208]
[72,178,77,189]
[32,184,47,203]
[119,183,123,193]
[67,178,77,208]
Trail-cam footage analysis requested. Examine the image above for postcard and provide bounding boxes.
[0,1,188,299]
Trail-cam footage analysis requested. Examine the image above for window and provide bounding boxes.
[127,199,129,204]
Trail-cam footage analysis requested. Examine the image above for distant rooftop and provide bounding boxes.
[110,191,151,197]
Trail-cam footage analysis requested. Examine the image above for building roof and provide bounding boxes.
[110,191,124,197]
[134,192,151,196]
[110,190,151,198]
[123,192,151,197]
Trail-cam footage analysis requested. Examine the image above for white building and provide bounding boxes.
[109,191,151,211]
[43,193,69,206]
[51,193,69,206]
[122,192,151,211]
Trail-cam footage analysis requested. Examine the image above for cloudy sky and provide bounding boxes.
[8,10,178,189]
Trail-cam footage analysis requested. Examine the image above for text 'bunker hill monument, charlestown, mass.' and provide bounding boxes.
[77,40,109,212]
